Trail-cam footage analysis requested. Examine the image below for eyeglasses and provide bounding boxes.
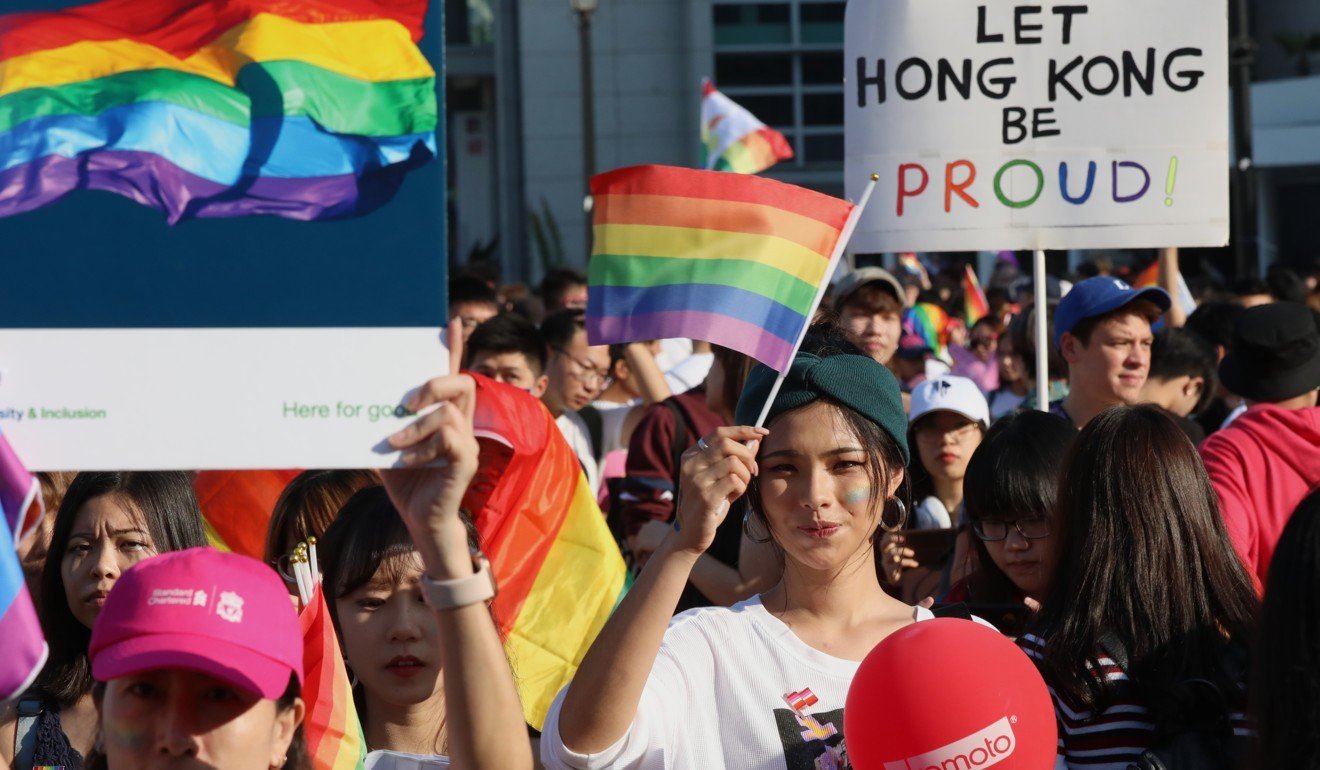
[915,420,981,441]
[972,518,1051,541]
[551,347,608,387]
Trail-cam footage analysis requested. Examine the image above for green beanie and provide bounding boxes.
[735,352,910,464]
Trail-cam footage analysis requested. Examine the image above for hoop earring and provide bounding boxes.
[742,507,773,544]
[879,498,907,534]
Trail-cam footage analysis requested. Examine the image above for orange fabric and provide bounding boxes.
[194,469,299,559]
[300,584,366,770]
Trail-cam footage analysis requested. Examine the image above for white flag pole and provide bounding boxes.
[1034,248,1049,413]
[753,173,880,429]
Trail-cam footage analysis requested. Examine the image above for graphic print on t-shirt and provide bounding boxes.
[774,688,850,770]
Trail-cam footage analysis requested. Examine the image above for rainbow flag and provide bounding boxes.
[0,0,437,224]
[905,302,951,359]
[700,78,793,175]
[586,164,855,373]
[963,264,990,326]
[300,584,367,770]
[0,434,47,701]
[463,374,628,729]
[195,470,300,559]
[897,252,931,290]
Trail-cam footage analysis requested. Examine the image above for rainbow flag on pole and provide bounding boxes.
[300,584,367,770]
[0,0,437,224]
[1133,259,1197,317]
[463,375,628,729]
[700,78,793,175]
[963,264,990,326]
[586,164,855,373]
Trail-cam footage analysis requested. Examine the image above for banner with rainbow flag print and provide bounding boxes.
[0,0,438,224]
[463,375,628,729]
[700,79,793,175]
[586,164,855,373]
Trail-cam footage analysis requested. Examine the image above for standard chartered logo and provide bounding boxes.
[882,716,1016,770]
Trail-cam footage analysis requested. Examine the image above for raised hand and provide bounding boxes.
[672,426,767,555]
[381,374,479,560]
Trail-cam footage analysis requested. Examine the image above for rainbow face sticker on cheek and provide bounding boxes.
[103,711,150,751]
[843,487,872,506]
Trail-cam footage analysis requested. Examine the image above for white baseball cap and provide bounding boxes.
[909,376,990,428]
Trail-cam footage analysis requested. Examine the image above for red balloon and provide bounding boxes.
[845,618,1056,770]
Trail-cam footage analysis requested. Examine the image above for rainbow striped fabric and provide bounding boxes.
[586,164,855,372]
[0,0,437,223]
[195,470,301,559]
[300,584,367,770]
[700,78,793,175]
[963,264,990,325]
[905,302,951,360]
[1133,259,1197,317]
[464,375,628,729]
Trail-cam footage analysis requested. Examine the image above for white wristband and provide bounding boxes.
[420,552,497,610]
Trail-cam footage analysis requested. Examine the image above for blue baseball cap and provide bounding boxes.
[1054,277,1171,347]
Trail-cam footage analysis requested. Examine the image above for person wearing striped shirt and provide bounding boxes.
[1019,406,1257,769]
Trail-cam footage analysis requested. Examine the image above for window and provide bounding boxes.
[711,0,845,170]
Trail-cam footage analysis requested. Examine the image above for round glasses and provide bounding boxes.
[972,518,1051,541]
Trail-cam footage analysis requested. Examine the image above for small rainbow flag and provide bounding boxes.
[0,0,437,223]
[897,252,931,290]
[463,375,628,729]
[586,164,855,373]
[905,302,951,359]
[700,78,793,175]
[300,583,367,770]
[963,264,990,326]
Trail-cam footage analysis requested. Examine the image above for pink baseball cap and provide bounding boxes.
[89,547,302,700]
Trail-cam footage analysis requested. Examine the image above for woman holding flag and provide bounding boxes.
[543,351,980,769]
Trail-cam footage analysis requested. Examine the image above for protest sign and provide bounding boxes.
[845,0,1229,251]
[0,0,447,470]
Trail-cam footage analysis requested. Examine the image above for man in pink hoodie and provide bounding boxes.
[1200,302,1320,586]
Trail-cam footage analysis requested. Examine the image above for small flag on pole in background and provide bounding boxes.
[1133,260,1197,318]
[700,79,793,175]
[586,164,855,373]
[963,264,990,326]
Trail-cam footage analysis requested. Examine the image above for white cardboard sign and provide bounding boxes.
[844,0,1229,252]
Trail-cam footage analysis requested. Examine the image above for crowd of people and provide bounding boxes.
[2,255,1319,770]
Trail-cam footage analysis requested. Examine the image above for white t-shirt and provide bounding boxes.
[590,398,638,457]
[541,598,956,770]
[664,352,714,394]
[365,750,450,769]
[556,411,600,492]
[911,496,964,530]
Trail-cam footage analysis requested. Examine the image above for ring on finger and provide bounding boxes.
[697,437,711,452]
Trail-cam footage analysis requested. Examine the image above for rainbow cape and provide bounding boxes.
[463,374,628,729]
[586,164,855,372]
[700,78,793,175]
[300,584,367,770]
[0,0,437,223]
[963,264,990,326]
[0,433,47,701]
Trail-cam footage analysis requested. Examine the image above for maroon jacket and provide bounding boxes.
[617,385,724,536]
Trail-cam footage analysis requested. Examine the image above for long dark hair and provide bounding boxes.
[960,410,1074,601]
[317,486,480,738]
[1251,488,1320,770]
[33,472,206,706]
[1036,406,1257,718]
[263,469,379,564]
